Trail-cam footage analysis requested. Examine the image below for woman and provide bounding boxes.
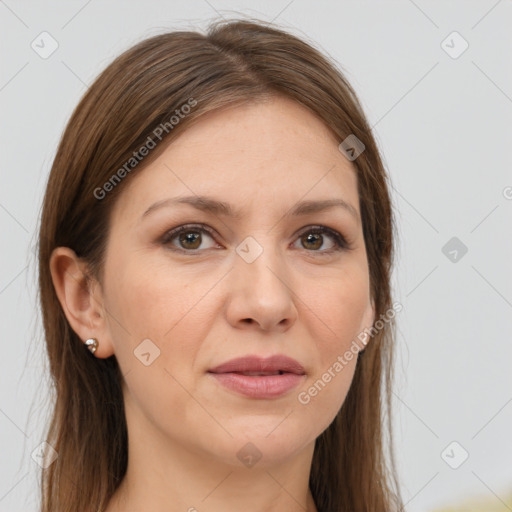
[37,18,403,512]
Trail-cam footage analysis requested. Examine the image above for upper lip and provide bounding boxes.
[208,355,306,375]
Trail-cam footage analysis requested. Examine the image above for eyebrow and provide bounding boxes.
[141,195,359,222]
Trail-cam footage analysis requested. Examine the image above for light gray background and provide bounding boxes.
[1,1,511,511]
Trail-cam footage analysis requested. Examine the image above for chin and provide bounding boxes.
[200,416,318,469]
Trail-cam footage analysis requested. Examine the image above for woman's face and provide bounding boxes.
[98,95,374,468]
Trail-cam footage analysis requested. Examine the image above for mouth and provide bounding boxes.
[207,355,306,399]
[208,354,306,375]
[228,371,287,376]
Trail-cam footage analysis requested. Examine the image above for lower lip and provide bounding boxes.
[208,372,304,399]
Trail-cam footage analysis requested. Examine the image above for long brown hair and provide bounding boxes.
[37,17,403,512]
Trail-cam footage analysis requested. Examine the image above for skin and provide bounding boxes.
[50,95,375,512]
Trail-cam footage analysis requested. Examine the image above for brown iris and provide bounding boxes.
[301,232,323,250]
[179,231,202,250]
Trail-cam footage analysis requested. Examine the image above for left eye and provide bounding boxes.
[293,226,349,253]
[161,224,349,254]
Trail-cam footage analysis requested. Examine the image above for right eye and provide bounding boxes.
[161,224,220,252]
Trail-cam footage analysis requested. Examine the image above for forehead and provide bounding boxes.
[111,96,359,223]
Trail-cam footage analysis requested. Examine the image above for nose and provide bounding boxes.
[225,239,298,332]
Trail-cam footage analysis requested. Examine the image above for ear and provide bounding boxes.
[49,246,115,358]
[358,296,375,353]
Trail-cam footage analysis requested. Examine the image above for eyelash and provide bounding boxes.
[160,223,352,256]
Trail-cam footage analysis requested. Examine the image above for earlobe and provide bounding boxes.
[49,247,114,358]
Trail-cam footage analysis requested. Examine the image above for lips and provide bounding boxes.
[208,354,306,375]
[207,355,306,399]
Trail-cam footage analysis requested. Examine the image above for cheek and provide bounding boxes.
[295,268,368,419]
[105,261,217,437]
[311,267,370,358]
[105,257,222,382]
[107,254,209,339]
